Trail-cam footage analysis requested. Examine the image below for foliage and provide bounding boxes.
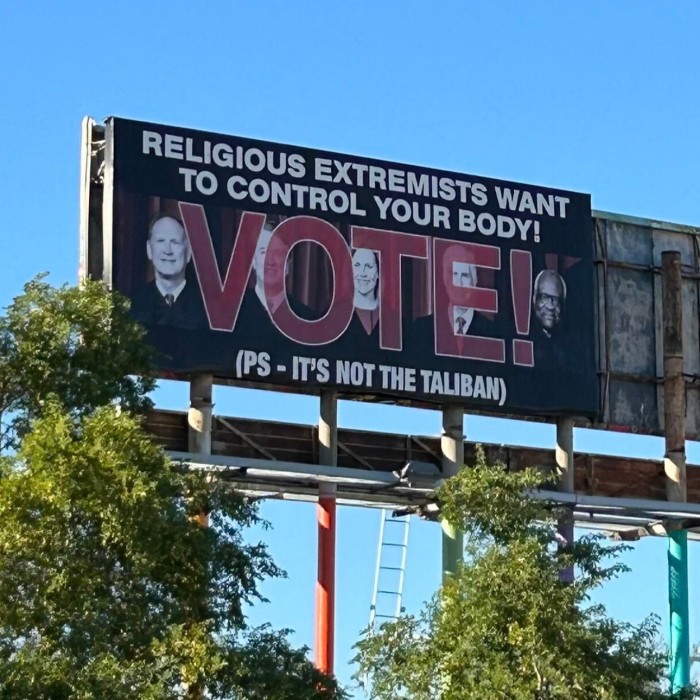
[354,450,696,700]
[0,276,155,451]
[0,278,345,698]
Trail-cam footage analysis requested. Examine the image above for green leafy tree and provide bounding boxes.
[0,278,346,699]
[354,451,696,700]
[0,275,155,451]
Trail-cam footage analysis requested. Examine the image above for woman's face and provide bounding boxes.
[353,248,379,296]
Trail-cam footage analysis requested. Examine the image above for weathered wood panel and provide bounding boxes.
[595,213,700,438]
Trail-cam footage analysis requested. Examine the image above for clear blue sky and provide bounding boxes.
[2,3,700,696]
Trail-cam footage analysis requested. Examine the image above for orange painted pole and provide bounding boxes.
[315,391,337,674]
[315,485,336,673]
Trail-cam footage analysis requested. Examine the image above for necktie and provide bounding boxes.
[164,293,174,307]
[456,316,465,334]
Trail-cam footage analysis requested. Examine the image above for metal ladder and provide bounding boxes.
[368,509,411,631]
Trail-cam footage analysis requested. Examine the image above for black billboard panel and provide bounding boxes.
[103,117,597,418]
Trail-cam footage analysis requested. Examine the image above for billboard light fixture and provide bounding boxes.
[392,460,441,489]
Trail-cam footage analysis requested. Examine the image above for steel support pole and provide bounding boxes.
[188,375,213,521]
[662,251,689,692]
[188,375,213,453]
[556,417,575,583]
[669,530,689,691]
[441,405,464,582]
[315,391,337,675]
[187,375,213,699]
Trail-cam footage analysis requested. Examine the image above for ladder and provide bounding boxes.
[368,509,411,631]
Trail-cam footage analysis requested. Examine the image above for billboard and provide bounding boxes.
[100,117,596,418]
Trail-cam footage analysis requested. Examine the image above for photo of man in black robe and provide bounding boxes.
[234,223,317,347]
[531,269,570,369]
[130,214,206,330]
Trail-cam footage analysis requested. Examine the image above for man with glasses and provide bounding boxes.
[530,268,571,373]
[532,269,566,338]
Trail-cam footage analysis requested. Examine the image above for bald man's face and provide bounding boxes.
[147,218,190,282]
[533,274,564,330]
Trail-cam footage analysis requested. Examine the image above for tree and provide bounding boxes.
[354,450,696,700]
[0,278,346,699]
[0,275,155,452]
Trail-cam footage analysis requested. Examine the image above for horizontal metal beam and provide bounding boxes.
[533,490,700,519]
[169,451,700,538]
[168,451,432,508]
[169,450,407,488]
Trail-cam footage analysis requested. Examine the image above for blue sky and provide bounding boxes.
[2,2,700,695]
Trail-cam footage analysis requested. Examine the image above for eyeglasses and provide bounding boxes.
[535,292,561,308]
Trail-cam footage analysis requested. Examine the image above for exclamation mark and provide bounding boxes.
[510,250,534,366]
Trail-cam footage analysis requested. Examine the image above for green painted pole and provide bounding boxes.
[668,530,690,692]
[441,406,464,583]
[441,519,463,584]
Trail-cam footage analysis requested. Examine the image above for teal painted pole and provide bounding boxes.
[661,252,689,693]
[668,530,690,692]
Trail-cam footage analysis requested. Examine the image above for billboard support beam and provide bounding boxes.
[187,374,213,699]
[556,417,575,582]
[188,374,213,457]
[315,390,337,675]
[662,251,689,692]
[441,406,464,582]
